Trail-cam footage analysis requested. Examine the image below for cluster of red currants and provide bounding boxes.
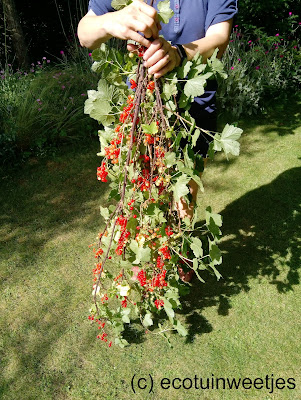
[97,162,108,182]
[159,246,171,260]
[154,299,164,309]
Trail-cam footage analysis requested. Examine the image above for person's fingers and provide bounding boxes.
[127,43,139,53]
[144,40,172,68]
[132,0,160,38]
[148,54,170,75]
[146,48,168,70]
[152,60,176,78]
[134,0,158,21]
[138,13,160,38]
[131,17,153,39]
[123,29,151,47]
[143,38,165,62]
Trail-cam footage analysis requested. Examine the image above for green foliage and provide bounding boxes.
[237,0,301,37]
[0,56,99,164]
[111,0,132,10]
[218,23,301,117]
[157,0,175,24]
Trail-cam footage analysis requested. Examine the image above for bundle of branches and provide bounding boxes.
[84,1,242,348]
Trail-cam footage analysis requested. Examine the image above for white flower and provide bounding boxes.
[117,284,131,297]
[92,284,100,296]
[136,234,145,247]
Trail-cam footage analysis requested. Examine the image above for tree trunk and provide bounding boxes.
[1,0,29,69]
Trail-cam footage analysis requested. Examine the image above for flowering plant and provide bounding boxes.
[84,0,242,347]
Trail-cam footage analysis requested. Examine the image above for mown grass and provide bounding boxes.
[0,100,300,399]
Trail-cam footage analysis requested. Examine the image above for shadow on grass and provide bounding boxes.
[220,92,301,138]
[0,138,108,283]
[181,166,301,342]
[0,284,102,398]
[0,139,111,397]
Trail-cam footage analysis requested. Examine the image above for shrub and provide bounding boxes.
[237,0,301,36]
[0,54,98,164]
[217,23,301,117]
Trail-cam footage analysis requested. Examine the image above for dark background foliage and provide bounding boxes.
[1,0,300,68]
[0,0,89,66]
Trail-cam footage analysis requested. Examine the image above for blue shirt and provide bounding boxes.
[88,0,238,112]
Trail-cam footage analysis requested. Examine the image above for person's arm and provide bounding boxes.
[142,19,233,78]
[77,1,161,50]
[182,19,233,62]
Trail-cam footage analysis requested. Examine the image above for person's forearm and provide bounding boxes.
[183,34,228,62]
[182,20,232,62]
[77,14,113,49]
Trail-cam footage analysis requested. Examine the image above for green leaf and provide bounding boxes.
[209,239,222,266]
[210,263,223,280]
[171,174,190,202]
[192,259,206,283]
[181,216,190,227]
[100,206,110,220]
[141,121,158,135]
[174,319,188,336]
[129,240,151,264]
[165,152,177,167]
[213,124,243,157]
[145,203,156,216]
[111,0,132,10]
[114,337,129,348]
[165,129,173,139]
[190,237,203,258]
[100,114,116,127]
[153,207,167,224]
[165,288,180,305]
[192,63,207,75]
[108,188,121,202]
[178,59,192,79]
[91,44,108,61]
[192,51,203,65]
[98,126,115,156]
[178,92,190,108]
[126,217,138,233]
[208,141,215,160]
[206,206,222,238]
[176,162,204,192]
[163,298,174,321]
[194,153,204,174]
[191,129,200,147]
[142,313,153,327]
[207,48,228,79]
[97,79,114,101]
[162,79,178,101]
[121,308,131,323]
[183,72,213,97]
[183,145,195,170]
[84,96,112,123]
[157,0,174,24]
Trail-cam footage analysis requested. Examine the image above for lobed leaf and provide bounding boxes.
[213,124,243,157]
[157,0,174,24]
[111,0,132,10]
[184,72,213,98]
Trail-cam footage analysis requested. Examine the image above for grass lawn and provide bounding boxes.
[0,99,300,400]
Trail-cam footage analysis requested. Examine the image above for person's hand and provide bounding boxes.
[128,37,182,78]
[104,0,161,48]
